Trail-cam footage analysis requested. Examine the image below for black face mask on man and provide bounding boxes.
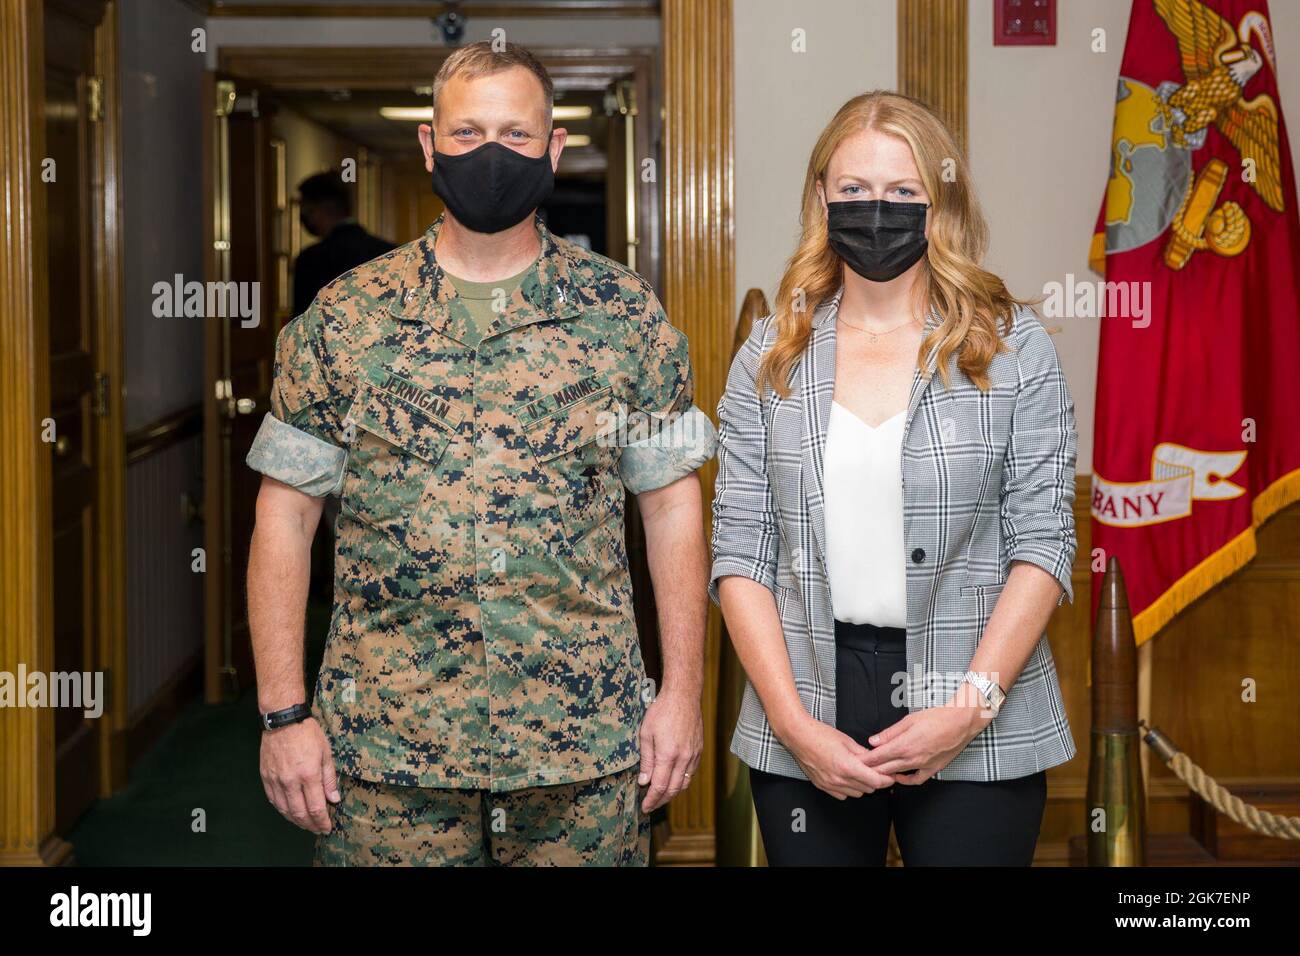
[430,136,555,234]
[826,199,930,282]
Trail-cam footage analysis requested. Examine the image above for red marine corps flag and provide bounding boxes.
[1088,0,1300,644]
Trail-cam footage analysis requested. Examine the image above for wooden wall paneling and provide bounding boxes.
[201,69,226,703]
[1141,502,1300,862]
[0,0,68,866]
[1146,505,1300,780]
[658,0,733,865]
[92,0,128,798]
[897,0,967,154]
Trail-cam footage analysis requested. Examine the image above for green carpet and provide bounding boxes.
[67,601,331,866]
[68,597,668,865]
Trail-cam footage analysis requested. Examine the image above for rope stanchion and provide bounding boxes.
[1141,720,1300,840]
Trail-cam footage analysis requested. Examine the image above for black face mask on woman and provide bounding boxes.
[826,199,930,282]
[430,137,555,234]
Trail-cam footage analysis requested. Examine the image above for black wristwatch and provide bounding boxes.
[261,703,312,731]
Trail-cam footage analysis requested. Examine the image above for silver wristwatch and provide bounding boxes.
[962,672,1006,718]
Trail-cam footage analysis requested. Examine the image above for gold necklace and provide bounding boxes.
[837,313,918,344]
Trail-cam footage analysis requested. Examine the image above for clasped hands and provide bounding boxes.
[779,682,994,800]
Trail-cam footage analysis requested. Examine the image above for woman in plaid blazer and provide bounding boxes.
[710,92,1078,866]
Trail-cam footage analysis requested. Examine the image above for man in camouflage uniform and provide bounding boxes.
[245,42,715,866]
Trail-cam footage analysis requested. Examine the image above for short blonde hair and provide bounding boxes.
[432,41,554,126]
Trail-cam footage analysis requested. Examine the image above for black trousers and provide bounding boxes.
[750,620,1047,866]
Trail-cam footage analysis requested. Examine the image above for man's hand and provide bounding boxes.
[248,475,330,828]
[637,687,703,812]
[635,471,708,814]
[260,717,340,834]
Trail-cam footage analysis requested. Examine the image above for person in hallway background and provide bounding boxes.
[245,41,715,866]
[292,170,396,318]
[710,91,1078,866]
[291,171,397,601]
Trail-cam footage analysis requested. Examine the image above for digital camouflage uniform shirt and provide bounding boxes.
[248,214,715,793]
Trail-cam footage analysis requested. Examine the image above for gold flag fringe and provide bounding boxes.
[1130,468,1300,645]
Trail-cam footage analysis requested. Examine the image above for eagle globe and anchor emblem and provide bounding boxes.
[1091,1,1284,531]
[1098,2,1283,273]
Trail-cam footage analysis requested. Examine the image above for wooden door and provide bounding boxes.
[203,78,278,702]
[381,157,445,247]
[604,78,634,271]
[43,0,107,831]
[596,73,666,690]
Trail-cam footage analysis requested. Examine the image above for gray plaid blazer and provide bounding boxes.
[709,289,1078,783]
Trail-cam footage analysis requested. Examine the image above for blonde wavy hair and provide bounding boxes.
[756,91,1031,398]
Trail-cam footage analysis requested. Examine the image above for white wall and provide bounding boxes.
[970,0,1300,473]
[733,0,897,315]
[119,0,208,430]
[118,0,209,714]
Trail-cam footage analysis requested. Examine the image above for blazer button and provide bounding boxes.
[911,547,926,564]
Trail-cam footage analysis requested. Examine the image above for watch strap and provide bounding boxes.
[261,702,312,731]
[963,672,1005,717]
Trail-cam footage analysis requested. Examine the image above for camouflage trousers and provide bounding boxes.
[314,764,650,866]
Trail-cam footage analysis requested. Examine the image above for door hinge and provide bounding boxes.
[92,371,110,417]
[235,89,260,118]
[86,75,104,123]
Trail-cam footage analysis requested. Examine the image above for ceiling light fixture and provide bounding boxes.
[379,107,434,122]
[552,106,593,121]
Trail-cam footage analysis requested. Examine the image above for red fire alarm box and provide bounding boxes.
[994,0,1057,46]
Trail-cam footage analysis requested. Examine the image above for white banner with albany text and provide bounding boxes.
[1092,444,1247,528]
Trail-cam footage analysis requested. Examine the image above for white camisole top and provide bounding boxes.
[823,400,908,627]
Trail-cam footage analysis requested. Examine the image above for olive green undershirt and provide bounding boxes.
[444,262,534,349]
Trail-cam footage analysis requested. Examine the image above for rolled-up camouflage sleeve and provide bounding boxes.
[246,304,347,497]
[618,290,717,494]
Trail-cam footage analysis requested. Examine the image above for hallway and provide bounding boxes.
[69,689,312,866]
[67,603,328,866]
